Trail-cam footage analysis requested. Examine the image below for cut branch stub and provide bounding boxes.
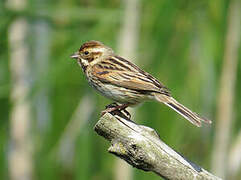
[94,113,221,180]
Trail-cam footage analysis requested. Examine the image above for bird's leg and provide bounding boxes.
[101,103,121,116]
[116,103,131,119]
[101,103,131,118]
[105,102,118,109]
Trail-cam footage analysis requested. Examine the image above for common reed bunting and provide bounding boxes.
[70,40,211,127]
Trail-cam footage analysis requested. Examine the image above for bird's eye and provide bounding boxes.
[84,51,89,55]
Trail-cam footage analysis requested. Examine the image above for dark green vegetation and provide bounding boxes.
[0,0,240,179]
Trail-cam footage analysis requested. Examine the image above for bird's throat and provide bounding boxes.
[78,59,88,73]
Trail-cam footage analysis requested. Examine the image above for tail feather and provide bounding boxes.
[155,94,211,127]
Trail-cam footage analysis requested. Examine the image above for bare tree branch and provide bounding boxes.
[94,113,221,180]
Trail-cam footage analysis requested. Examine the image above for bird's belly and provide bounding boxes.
[89,81,150,104]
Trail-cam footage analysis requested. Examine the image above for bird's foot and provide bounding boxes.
[101,103,131,119]
[121,108,131,119]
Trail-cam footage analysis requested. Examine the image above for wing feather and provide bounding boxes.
[92,58,170,96]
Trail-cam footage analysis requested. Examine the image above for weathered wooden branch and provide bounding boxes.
[94,113,221,180]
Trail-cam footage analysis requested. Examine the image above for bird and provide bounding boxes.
[70,40,211,127]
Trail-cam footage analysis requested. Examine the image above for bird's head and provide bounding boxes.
[70,40,113,67]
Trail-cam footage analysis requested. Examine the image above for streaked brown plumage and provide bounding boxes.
[70,40,211,127]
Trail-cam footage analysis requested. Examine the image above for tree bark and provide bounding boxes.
[95,113,221,180]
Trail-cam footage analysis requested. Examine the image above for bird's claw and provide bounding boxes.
[101,103,131,120]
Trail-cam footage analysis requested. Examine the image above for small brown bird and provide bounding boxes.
[71,40,211,127]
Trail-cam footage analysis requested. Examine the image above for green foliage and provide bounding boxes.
[0,0,240,179]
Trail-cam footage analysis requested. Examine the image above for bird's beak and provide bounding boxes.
[70,52,80,59]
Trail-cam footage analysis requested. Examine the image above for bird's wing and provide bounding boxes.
[92,56,170,96]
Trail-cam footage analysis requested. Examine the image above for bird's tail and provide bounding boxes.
[154,94,211,127]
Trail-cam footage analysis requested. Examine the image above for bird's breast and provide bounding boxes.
[86,74,151,104]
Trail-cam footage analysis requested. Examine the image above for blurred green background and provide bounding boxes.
[0,0,241,179]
